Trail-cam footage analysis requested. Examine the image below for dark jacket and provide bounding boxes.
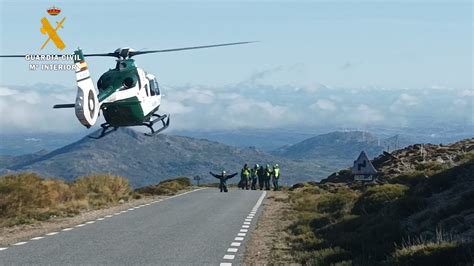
[210,172,237,185]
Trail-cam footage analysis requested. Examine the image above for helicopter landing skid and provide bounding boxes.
[89,123,119,139]
[144,113,170,136]
[88,114,170,139]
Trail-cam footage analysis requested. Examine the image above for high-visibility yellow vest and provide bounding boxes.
[274,168,280,178]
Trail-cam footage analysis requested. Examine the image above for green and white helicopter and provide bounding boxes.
[0,42,253,138]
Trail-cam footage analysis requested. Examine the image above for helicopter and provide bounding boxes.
[0,42,253,138]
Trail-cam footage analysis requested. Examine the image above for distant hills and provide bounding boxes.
[271,131,413,168]
[0,128,335,187]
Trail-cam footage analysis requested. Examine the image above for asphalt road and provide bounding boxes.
[0,188,266,265]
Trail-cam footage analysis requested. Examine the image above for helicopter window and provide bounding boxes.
[123,77,135,89]
[145,84,149,96]
[149,78,160,96]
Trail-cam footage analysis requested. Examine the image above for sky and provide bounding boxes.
[0,0,472,134]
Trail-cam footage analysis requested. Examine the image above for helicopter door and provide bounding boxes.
[144,84,150,97]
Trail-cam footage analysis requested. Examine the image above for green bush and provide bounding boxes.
[303,247,352,266]
[428,160,473,192]
[388,241,470,266]
[353,184,409,214]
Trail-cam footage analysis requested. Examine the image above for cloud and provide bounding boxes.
[351,104,385,124]
[0,84,83,133]
[310,99,337,112]
[396,93,419,106]
[1,77,472,133]
[340,61,356,71]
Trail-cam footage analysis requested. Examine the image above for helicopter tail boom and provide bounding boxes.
[74,49,99,128]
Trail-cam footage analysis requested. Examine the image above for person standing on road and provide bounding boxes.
[210,170,238,193]
[264,164,272,190]
[272,164,281,191]
[240,164,251,190]
[257,165,265,190]
[250,164,259,190]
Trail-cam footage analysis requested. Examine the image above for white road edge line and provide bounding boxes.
[30,236,44,240]
[13,242,27,246]
[223,254,235,260]
[46,232,59,236]
[220,191,266,266]
[62,228,73,231]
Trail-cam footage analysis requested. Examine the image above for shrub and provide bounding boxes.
[388,241,469,266]
[353,184,409,214]
[0,173,75,226]
[135,177,191,196]
[303,247,352,266]
[72,174,131,208]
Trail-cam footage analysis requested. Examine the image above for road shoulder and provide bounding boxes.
[243,190,297,265]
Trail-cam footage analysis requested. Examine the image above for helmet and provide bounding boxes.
[222,170,226,175]
[266,164,270,168]
[274,164,279,168]
[255,164,259,168]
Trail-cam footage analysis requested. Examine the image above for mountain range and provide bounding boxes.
[0,128,335,187]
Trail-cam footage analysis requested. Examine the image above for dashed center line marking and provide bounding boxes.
[243,222,251,225]
[227,248,238,252]
[75,224,86,227]
[242,225,250,228]
[31,236,44,240]
[13,242,27,246]
[114,212,121,215]
[128,208,135,211]
[220,263,232,266]
[223,254,235,260]
[235,237,244,241]
[0,247,8,251]
[240,229,248,232]
[237,233,246,236]
[230,242,241,247]
[120,210,127,213]
[245,219,252,222]
[46,232,59,236]
[61,228,73,231]
[85,221,95,224]
[105,215,113,218]
[96,218,105,221]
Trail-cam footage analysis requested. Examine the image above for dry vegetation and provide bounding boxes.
[286,150,474,265]
[0,172,191,228]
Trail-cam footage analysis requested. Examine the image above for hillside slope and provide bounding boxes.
[3,129,333,187]
[272,131,389,166]
[286,138,474,265]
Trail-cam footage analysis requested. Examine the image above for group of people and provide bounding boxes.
[209,163,281,193]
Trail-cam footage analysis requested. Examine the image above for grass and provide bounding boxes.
[286,158,474,265]
[0,173,192,227]
[134,177,191,196]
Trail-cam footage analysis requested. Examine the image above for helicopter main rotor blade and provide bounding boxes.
[129,41,256,57]
[82,52,117,57]
[0,55,28,58]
